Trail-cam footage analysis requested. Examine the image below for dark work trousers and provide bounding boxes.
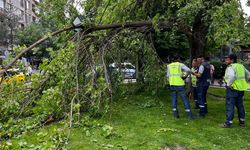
[192,86,199,108]
[170,86,193,118]
[225,88,245,125]
[197,85,209,116]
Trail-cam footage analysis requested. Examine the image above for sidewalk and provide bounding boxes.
[210,79,250,91]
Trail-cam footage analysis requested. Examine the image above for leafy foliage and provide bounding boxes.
[207,0,250,51]
[16,23,55,58]
[1,0,250,149]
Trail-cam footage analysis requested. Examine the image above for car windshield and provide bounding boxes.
[120,64,135,69]
[125,64,135,69]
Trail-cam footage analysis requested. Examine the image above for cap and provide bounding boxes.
[225,53,237,63]
[225,54,237,60]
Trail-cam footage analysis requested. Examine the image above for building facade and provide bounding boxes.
[0,0,40,27]
[0,0,41,64]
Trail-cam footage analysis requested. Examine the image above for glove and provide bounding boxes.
[182,76,187,80]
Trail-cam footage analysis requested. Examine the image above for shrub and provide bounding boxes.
[210,61,226,79]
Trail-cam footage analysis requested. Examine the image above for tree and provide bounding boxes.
[16,23,56,59]
[1,1,250,146]
[0,8,19,65]
[0,8,19,48]
[86,0,247,58]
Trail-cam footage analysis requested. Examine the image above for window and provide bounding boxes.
[32,16,36,22]
[26,1,29,10]
[20,10,24,20]
[20,23,24,28]
[25,14,28,23]
[20,0,24,7]
[6,3,12,11]
[29,14,32,22]
[0,0,4,9]
[32,4,35,13]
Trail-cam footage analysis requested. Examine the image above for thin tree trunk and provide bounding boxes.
[190,12,208,58]
[76,32,80,123]
[137,43,145,84]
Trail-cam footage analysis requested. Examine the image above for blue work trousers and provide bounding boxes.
[197,85,209,116]
[225,88,245,125]
[170,86,192,117]
[193,86,199,108]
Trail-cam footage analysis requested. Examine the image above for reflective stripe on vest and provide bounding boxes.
[225,63,248,91]
[168,62,185,86]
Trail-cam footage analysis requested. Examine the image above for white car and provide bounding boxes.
[109,62,136,79]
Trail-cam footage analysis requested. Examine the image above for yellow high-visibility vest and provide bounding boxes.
[191,74,197,86]
[225,63,248,91]
[168,62,185,86]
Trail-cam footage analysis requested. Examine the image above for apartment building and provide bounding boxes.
[0,0,41,27]
[0,0,41,64]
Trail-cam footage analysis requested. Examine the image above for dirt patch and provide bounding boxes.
[161,144,186,150]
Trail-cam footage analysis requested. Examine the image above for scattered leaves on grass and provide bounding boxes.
[101,144,114,148]
[156,128,179,133]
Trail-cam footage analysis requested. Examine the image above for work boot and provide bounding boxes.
[204,105,208,114]
[173,111,179,118]
[221,122,232,128]
[239,121,245,127]
[173,114,180,118]
[239,123,245,127]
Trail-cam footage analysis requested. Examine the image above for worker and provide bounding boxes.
[26,64,33,76]
[167,55,193,119]
[191,58,199,109]
[210,63,215,85]
[192,56,211,117]
[222,54,250,128]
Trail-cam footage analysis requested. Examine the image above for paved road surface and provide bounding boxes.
[200,79,250,92]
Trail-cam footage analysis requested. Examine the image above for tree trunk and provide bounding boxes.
[190,12,208,58]
[137,46,145,84]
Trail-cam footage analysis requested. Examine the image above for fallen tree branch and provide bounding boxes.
[0,26,75,75]
[0,20,176,85]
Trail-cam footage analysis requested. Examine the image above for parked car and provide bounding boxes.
[109,62,136,79]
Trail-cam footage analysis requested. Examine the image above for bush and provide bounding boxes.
[210,60,250,79]
[210,61,226,79]
[240,60,250,71]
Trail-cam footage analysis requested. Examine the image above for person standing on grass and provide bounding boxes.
[191,58,199,109]
[192,56,211,117]
[167,55,193,119]
[222,54,250,128]
[210,63,215,85]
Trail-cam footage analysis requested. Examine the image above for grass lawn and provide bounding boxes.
[7,87,250,149]
[66,87,250,150]
[208,87,250,99]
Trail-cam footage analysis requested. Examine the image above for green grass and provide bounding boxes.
[208,87,250,99]
[66,87,250,150]
[7,87,250,149]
